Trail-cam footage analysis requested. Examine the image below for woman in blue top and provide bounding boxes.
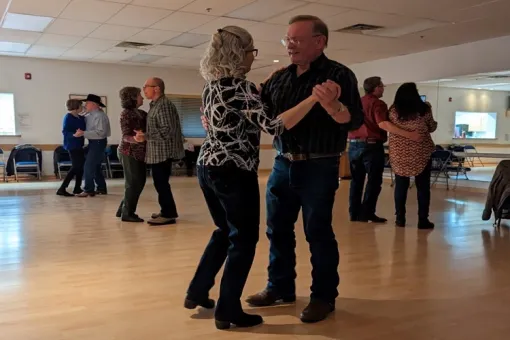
[57,99,86,196]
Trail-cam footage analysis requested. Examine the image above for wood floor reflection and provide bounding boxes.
[0,177,509,340]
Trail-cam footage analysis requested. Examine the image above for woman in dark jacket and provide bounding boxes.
[57,99,86,196]
[116,87,147,222]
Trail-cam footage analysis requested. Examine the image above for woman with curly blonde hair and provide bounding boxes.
[115,86,147,223]
[184,26,321,330]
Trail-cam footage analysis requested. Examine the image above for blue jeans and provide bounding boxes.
[348,142,385,219]
[187,165,260,318]
[83,139,107,193]
[266,155,340,303]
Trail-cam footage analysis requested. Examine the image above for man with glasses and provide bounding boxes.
[243,15,364,323]
[136,77,184,226]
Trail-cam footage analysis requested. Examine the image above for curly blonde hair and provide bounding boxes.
[200,25,254,82]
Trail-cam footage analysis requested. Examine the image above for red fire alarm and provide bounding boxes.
[25,73,32,80]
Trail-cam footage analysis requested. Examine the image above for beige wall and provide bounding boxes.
[0,56,276,175]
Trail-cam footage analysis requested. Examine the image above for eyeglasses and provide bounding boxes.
[281,34,322,47]
[143,85,158,89]
[246,48,258,57]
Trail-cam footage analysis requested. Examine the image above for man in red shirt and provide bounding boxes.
[348,77,389,223]
[348,77,422,223]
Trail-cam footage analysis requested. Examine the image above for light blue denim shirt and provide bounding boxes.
[84,109,111,140]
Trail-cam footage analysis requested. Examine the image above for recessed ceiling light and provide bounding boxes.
[273,59,279,63]
[2,13,54,32]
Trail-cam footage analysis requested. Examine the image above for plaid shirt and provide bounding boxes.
[145,96,184,164]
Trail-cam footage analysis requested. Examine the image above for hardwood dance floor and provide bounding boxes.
[0,177,509,340]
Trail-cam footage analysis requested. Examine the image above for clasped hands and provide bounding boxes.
[73,129,84,137]
[133,130,145,143]
[312,80,349,123]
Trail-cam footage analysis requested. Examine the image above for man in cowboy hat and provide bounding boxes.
[75,94,111,197]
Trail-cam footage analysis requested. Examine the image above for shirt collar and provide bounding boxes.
[150,95,164,107]
[288,53,329,76]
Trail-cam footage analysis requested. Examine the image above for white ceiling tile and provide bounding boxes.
[152,56,199,67]
[45,19,101,37]
[94,51,136,61]
[8,0,71,17]
[151,12,216,32]
[126,54,165,63]
[73,37,119,50]
[129,29,181,44]
[60,0,125,23]
[107,5,173,28]
[254,40,288,56]
[0,0,9,16]
[36,33,83,47]
[324,10,422,31]
[88,24,142,40]
[265,3,349,24]
[248,22,288,43]
[0,28,41,44]
[180,0,256,16]
[0,41,31,53]
[190,17,258,35]
[26,45,68,57]
[130,0,194,10]
[108,46,146,54]
[226,0,307,21]
[61,48,102,58]
[102,0,132,3]
[162,32,210,48]
[2,13,54,32]
[146,45,188,57]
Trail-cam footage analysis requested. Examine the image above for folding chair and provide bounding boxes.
[464,145,484,167]
[430,150,455,190]
[105,145,123,178]
[13,148,42,181]
[54,146,72,179]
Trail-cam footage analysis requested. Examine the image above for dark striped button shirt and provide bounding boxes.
[260,53,364,155]
[145,96,184,164]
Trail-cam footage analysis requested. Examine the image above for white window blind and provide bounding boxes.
[0,93,16,136]
[167,94,206,138]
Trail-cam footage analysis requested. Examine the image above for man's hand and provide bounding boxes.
[407,130,424,142]
[73,129,84,137]
[313,80,341,107]
[201,115,209,131]
[134,130,145,142]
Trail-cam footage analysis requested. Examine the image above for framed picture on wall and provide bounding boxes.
[69,94,107,114]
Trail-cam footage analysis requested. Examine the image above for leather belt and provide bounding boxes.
[349,138,382,144]
[279,152,340,162]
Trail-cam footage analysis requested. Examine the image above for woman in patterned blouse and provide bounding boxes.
[116,87,147,223]
[185,26,329,330]
[388,83,437,229]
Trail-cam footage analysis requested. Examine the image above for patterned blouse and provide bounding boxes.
[197,77,285,172]
[118,108,147,162]
[388,106,437,177]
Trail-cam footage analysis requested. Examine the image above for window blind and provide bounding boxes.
[167,94,206,138]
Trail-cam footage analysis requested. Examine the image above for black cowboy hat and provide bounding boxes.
[83,94,106,107]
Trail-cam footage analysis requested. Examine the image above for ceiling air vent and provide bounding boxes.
[335,23,384,33]
[115,41,153,49]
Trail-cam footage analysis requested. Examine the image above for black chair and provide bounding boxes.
[105,145,123,178]
[54,146,72,179]
[12,146,42,181]
[0,148,6,182]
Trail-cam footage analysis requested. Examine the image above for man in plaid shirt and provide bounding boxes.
[137,77,184,225]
